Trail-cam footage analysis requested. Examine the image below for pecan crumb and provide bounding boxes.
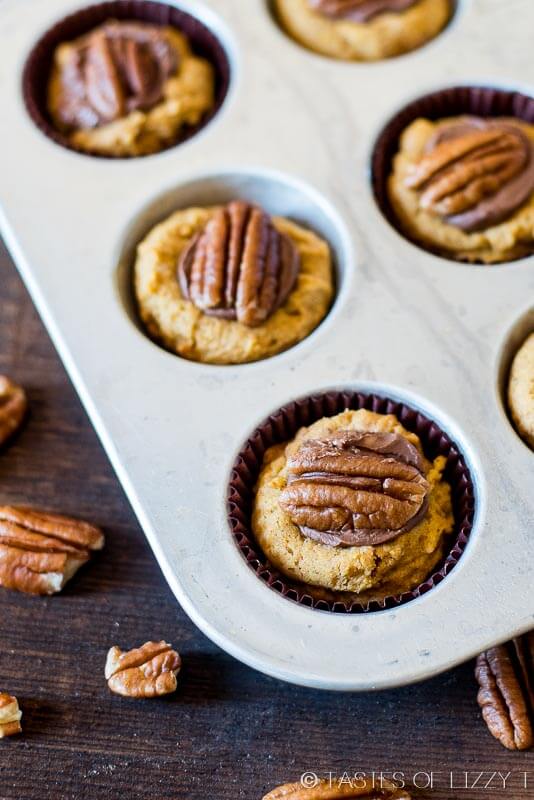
[105,641,181,698]
[476,631,534,750]
[0,505,104,595]
[0,376,27,447]
[0,693,22,739]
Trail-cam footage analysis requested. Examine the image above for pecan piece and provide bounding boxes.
[0,505,104,595]
[55,21,178,129]
[263,778,410,799]
[178,201,300,327]
[0,376,27,447]
[105,641,181,698]
[309,0,417,23]
[405,117,534,232]
[475,631,534,750]
[0,693,22,739]
[279,430,429,547]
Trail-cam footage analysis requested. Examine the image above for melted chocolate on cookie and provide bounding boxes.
[279,430,430,547]
[309,0,419,23]
[405,117,534,232]
[53,20,178,129]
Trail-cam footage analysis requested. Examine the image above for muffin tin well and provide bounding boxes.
[267,0,463,62]
[1,0,533,690]
[116,168,353,360]
[371,84,534,263]
[22,0,234,157]
[497,305,534,450]
[229,389,475,613]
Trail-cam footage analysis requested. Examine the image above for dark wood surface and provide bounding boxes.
[0,237,532,800]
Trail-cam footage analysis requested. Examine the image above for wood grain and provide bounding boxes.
[0,239,532,799]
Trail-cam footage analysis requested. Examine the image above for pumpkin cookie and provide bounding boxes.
[252,408,454,601]
[47,20,215,156]
[134,201,334,364]
[273,0,451,61]
[388,115,534,263]
[508,332,534,449]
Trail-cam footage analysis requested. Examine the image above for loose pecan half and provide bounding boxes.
[0,506,104,595]
[263,778,410,800]
[177,201,300,327]
[405,117,534,232]
[0,693,22,739]
[476,631,534,750]
[309,0,417,23]
[0,376,27,448]
[105,641,181,698]
[279,430,429,547]
[55,21,178,129]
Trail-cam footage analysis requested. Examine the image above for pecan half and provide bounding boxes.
[55,21,178,129]
[0,693,22,739]
[263,778,410,800]
[476,631,534,750]
[309,0,417,23]
[177,201,300,327]
[0,376,27,448]
[279,430,429,547]
[0,506,104,595]
[105,641,181,698]
[405,117,534,232]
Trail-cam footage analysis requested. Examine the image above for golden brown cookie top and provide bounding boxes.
[404,116,534,232]
[52,20,179,130]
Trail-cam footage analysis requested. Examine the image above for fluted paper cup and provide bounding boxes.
[228,390,475,613]
[372,85,534,262]
[22,0,231,158]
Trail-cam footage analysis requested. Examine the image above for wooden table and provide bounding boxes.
[0,239,532,800]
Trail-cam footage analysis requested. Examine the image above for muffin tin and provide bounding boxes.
[0,0,533,690]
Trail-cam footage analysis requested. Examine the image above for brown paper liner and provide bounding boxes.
[228,391,475,613]
[372,85,534,262]
[22,0,231,158]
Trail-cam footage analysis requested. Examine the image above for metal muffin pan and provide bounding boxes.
[1,0,533,690]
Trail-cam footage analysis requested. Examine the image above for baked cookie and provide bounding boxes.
[47,20,215,156]
[388,115,534,263]
[273,0,451,61]
[134,201,334,364]
[508,332,534,449]
[252,408,454,601]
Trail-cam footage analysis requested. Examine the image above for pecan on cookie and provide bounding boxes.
[178,201,300,327]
